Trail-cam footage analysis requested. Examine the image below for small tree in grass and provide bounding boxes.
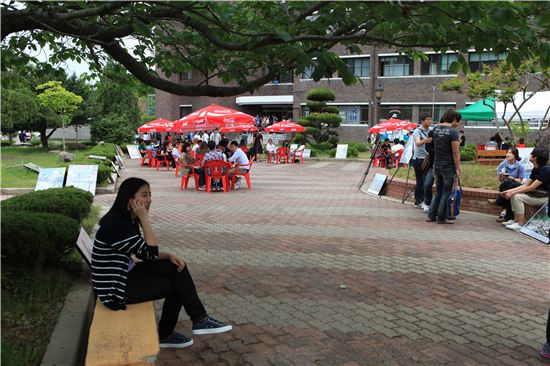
[298,87,341,146]
[36,81,83,151]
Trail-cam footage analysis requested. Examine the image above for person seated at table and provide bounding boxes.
[391,138,405,154]
[171,142,182,169]
[266,139,277,156]
[192,137,200,154]
[501,147,549,230]
[198,141,225,191]
[92,177,232,349]
[146,140,158,158]
[228,141,250,190]
[290,143,306,162]
[239,141,249,156]
[485,136,498,150]
[376,138,393,168]
[197,141,209,155]
[218,138,231,159]
[179,142,199,176]
[137,138,147,157]
[156,140,173,167]
[493,147,526,223]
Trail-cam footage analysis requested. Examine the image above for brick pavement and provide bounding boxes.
[93,159,550,365]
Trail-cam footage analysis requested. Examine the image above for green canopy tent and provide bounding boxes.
[458,98,495,120]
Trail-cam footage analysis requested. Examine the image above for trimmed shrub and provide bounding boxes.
[324,106,339,114]
[328,146,358,158]
[91,113,134,144]
[305,126,321,136]
[306,87,336,102]
[460,144,476,161]
[297,118,310,127]
[328,136,339,146]
[311,142,333,151]
[30,140,41,147]
[306,101,325,112]
[1,140,12,147]
[2,187,93,222]
[97,165,112,184]
[87,143,118,161]
[2,210,79,269]
[292,134,307,144]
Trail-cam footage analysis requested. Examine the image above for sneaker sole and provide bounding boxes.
[192,325,233,335]
[159,339,193,349]
[541,350,550,359]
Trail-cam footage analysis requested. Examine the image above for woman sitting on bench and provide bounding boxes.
[92,177,232,349]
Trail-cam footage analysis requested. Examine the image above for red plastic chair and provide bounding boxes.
[195,153,205,167]
[203,160,230,192]
[141,149,157,167]
[516,143,526,148]
[180,164,200,191]
[231,156,254,190]
[392,150,404,167]
[156,154,170,171]
[276,147,290,164]
[372,148,386,167]
[477,144,486,151]
[291,148,305,164]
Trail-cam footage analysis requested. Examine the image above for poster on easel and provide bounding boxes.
[75,227,93,267]
[35,167,66,191]
[335,144,348,159]
[126,145,142,159]
[302,149,311,159]
[519,203,550,244]
[400,138,414,165]
[115,145,124,159]
[115,155,124,169]
[367,173,387,196]
[66,165,98,195]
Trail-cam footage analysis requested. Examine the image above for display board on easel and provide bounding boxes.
[35,167,66,191]
[367,173,387,196]
[520,203,550,244]
[335,144,348,159]
[126,145,142,159]
[66,165,98,195]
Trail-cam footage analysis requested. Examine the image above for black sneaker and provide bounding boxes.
[192,316,232,335]
[159,331,193,349]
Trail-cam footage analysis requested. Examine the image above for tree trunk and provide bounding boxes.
[39,128,49,148]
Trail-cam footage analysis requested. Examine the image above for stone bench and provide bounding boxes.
[85,300,159,366]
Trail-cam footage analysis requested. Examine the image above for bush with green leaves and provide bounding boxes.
[30,140,41,147]
[306,88,336,102]
[2,210,79,269]
[302,87,341,146]
[91,113,134,144]
[2,187,93,222]
[460,144,476,161]
[328,146,359,158]
[87,143,118,161]
[97,164,113,184]
[1,140,12,147]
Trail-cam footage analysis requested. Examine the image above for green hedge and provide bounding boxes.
[30,140,41,147]
[306,87,336,102]
[2,187,93,222]
[87,143,118,161]
[2,211,79,269]
[97,165,112,184]
[460,144,476,161]
[1,140,13,147]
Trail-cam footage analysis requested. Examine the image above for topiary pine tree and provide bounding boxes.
[297,87,341,146]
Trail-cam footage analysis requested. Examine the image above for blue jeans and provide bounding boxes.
[428,163,455,221]
[423,167,434,206]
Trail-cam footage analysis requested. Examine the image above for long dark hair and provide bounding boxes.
[99,177,149,225]
[508,147,521,162]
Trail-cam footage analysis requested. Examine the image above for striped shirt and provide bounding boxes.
[92,212,158,310]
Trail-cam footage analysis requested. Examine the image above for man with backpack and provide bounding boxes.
[426,109,462,224]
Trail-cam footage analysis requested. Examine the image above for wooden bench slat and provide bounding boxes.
[86,301,159,366]
[475,149,507,166]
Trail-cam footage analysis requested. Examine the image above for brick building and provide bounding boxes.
[155,45,510,143]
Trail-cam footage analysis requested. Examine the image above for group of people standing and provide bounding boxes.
[411,110,462,224]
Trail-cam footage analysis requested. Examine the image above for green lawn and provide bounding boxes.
[387,161,500,190]
[1,147,102,188]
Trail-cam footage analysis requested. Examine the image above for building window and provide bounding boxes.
[379,56,414,76]
[418,104,456,123]
[468,51,507,72]
[147,94,156,117]
[341,57,370,77]
[179,71,192,81]
[420,54,457,75]
[336,105,369,125]
[378,105,413,121]
[179,106,192,119]
[270,70,294,84]
[302,65,315,79]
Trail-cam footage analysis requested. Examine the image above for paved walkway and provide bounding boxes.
[94,159,549,366]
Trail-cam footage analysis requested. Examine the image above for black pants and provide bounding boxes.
[496,180,522,220]
[412,158,425,205]
[126,260,207,338]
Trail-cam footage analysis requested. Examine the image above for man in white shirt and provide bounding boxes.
[228,141,250,190]
[202,131,209,143]
[211,128,221,145]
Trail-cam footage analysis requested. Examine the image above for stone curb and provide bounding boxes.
[40,269,95,366]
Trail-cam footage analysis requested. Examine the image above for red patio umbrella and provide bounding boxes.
[138,118,174,133]
[171,104,255,133]
[368,118,417,134]
[220,124,258,133]
[264,120,305,133]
